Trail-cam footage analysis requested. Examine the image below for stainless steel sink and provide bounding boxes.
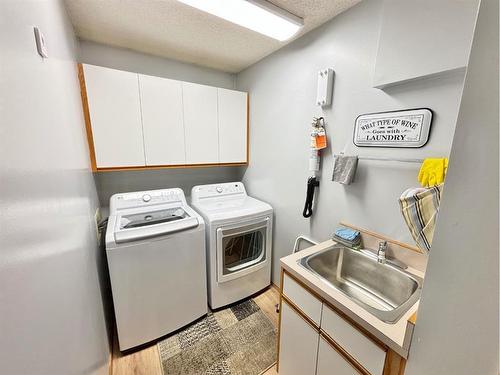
[298,245,422,323]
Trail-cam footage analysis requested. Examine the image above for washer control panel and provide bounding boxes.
[192,182,246,200]
[110,188,187,211]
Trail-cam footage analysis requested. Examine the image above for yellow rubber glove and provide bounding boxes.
[418,158,448,187]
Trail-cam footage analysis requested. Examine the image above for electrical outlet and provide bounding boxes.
[94,207,102,244]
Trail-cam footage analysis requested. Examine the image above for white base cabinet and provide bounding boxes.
[278,271,406,375]
[317,337,360,375]
[278,301,319,375]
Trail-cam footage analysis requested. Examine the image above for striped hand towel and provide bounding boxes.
[399,184,443,253]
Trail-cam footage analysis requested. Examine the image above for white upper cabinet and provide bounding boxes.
[83,64,145,168]
[373,0,479,88]
[80,64,248,170]
[218,88,248,163]
[138,75,185,166]
[182,82,219,164]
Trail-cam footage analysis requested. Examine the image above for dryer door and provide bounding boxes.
[216,216,271,283]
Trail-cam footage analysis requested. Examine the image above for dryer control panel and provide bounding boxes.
[191,182,246,200]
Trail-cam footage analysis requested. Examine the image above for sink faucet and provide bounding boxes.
[377,241,387,264]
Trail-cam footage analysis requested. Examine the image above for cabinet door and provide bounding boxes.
[321,304,386,375]
[182,82,219,164]
[278,301,319,375]
[139,75,185,166]
[373,0,478,88]
[317,337,360,375]
[217,88,247,163]
[83,64,145,168]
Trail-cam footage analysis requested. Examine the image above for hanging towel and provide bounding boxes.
[418,158,448,187]
[332,155,358,185]
[399,184,443,252]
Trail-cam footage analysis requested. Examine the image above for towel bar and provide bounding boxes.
[335,155,424,163]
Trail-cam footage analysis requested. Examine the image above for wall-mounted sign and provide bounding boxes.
[353,108,433,148]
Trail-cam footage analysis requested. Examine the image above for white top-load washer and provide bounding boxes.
[106,188,207,351]
[191,182,273,309]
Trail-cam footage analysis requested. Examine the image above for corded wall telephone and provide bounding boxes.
[302,117,327,218]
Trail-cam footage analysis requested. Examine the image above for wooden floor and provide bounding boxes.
[111,286,280,375]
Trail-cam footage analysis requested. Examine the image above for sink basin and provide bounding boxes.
[298,245,422,323]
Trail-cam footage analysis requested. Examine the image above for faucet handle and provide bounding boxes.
[378,241,388,252]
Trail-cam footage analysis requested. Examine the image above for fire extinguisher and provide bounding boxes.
[303,117,327,218]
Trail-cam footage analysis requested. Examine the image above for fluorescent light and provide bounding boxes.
[177,0,303,41]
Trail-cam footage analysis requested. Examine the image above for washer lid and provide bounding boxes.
[113,206,199,244]
[119,207,188,229]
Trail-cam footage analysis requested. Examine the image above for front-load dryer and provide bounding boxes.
[106,188,207,350]
[191,182,273,309]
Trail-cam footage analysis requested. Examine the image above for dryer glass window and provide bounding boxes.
[222,227,266,275]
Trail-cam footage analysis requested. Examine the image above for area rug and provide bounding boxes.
[157,299,277,375]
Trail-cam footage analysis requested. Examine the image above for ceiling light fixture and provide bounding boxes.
[177,0,304,41]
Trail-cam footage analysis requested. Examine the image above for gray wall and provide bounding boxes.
[236,0,469,283]
[79,40,236,89]
[78,41,244,206]
[95,167,244,207]
[0,1,109,374]
[406,0,499,373]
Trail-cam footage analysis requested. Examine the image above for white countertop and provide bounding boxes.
[280,240,423,358]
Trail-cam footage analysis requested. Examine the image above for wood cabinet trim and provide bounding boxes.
[340,221,422,254]
[77,63,98,172]
[94,162,247,172]
[407,312,417,325]
[276,269,284,373]
[383,349,407,375]
[246,93,250,163]
[320,332,371,375]
[282,269,387,351]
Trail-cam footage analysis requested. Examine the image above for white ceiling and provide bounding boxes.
[64,0,361,73]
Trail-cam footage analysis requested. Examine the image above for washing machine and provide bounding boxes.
[191,182,273,309]
[106,188,207,351]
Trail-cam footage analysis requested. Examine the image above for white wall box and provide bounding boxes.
[373,0,479,89]
[138,75,185,166]
[78,64,248,171]
[278,301,320,375]
[82,64,145,168]
[218,88,248,163]
[316,68,334,107]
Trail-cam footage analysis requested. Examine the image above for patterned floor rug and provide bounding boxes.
[157,299,277,375]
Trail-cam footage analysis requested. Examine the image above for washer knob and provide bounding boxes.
[216,186,223,193]
[142,194,151,202]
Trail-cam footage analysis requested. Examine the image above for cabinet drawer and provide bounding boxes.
[282,273,322,326]
[321,304,386,375]
[317,336,360,375]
